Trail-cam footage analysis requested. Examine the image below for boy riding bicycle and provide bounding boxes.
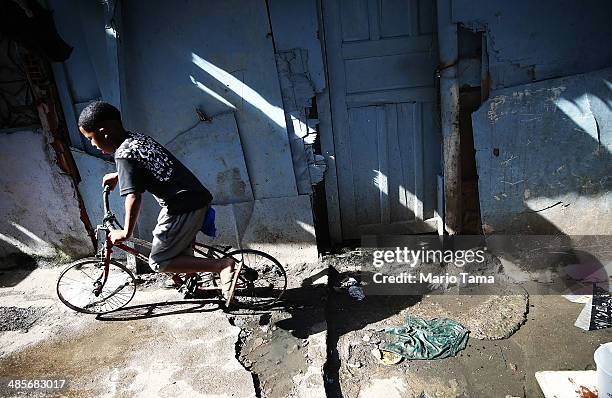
[77,101,239,305]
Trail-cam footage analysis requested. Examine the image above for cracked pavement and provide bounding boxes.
[0,262,327,398]
[0,254,610,398]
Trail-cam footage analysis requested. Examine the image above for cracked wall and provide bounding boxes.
[49,0,319,265]
[269,0,328,195]
[453,0,612,90]
[0,129,94,260]
[454,0,612,234]
[472,68,612,234]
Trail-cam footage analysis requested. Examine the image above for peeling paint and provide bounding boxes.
[276,48,326,194]
[487,95,506,122]
[453,0,612,89]
[472,68,612,234]
[0,129,94,259]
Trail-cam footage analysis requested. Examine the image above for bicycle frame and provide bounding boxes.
[95,187,237,292]
[59,188,285,313]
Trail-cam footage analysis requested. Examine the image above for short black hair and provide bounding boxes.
[78,101,121,131]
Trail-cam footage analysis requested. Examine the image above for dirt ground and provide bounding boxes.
[323,251,612,398]
[0,259,328,398]
[325,284,611,397]
[0,253,610,398]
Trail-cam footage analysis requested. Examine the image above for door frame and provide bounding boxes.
[316,0,443,244]
[316,0,343,244]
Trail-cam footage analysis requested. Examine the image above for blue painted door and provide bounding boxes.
[322,0,441,239]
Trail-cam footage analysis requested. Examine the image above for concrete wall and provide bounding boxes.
[268,0,328,195]
[453,0,612,90]
[70,149,126,233]
[49,0,319,265]
[118,0,317,264]
[121,0,297,200]
[0,129,93,260]
[472,68,612,234]
[47,0,115,154]
[453,0,612,234]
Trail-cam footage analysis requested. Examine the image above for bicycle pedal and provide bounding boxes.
[242,268,258,282]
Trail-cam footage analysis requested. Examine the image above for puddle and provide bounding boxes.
[0,321,153,397]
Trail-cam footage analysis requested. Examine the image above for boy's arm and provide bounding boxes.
[102,172,119,189]
[111,158,144,244]
[109,192,141,244]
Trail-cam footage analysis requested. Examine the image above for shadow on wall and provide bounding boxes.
[0,220,87,287]
[122,51,320,262]
[473,68,612,235]
[114,0,321,263]
[0,130,94,274]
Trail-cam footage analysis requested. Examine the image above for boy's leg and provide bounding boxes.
[149,206,236,298]
[162,255,234,274]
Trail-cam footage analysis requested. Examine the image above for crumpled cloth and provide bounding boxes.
[383,315,470,360]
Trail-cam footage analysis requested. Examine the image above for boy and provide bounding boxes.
[77,101,238,305]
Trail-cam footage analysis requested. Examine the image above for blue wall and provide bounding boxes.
[472,68,612,234]
[121,0,297,201]
[457,0,612,234]
[453,0,612,89]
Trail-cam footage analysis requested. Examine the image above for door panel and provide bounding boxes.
[323,0,441,239]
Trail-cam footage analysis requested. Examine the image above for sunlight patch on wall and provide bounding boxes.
[192,53,286,128]
[189,75,236,109]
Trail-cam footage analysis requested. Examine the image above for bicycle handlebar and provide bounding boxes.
[102,186,123,230]
[103,185,111,214]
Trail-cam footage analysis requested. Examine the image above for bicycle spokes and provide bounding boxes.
[57,259,137,314]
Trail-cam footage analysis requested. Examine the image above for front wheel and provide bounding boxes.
[56,257,136,314]
[215,249,287,309]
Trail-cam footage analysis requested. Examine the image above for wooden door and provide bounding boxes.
[322,0,441,239]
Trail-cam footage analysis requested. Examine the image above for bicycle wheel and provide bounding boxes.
[56,257,137,314]
[216,249,287,309]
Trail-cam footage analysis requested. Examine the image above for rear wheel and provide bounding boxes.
[214,249,287,309]
[56,258,136,314]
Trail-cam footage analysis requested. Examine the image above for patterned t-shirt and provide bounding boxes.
[114,131,212,214]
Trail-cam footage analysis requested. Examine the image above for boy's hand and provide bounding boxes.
[102,172,119,190]
[109,229,129,244]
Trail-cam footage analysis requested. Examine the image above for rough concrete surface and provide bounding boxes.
[329,287,611,398]
[472,68,612,235]
[1,251,610,398]
[0,129,93,259]
[0,267,256,398]
[0,258,327,398]
[323,250,611,398]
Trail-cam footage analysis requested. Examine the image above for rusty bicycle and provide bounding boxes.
[56,187,287,314]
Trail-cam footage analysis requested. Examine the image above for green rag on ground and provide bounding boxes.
[383,315,470,360]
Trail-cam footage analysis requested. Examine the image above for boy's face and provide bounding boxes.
[79,126,115,154]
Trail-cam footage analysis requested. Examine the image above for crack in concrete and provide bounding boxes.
[233,325,263,398]
[323,266,344,398]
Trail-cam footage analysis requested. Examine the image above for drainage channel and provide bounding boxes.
[323,266,344,398]
[225,277,331,398]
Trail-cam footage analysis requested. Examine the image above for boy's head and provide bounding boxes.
[78,101,125,154]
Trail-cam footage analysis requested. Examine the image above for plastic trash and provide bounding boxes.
[340,277,358,288]
[348,285,365,301]
[200,207,217,238]
[595,342,612,398]
[383,315,469,360]
[336,276,365,300]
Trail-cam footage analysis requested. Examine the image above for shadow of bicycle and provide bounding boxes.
[96,299,221,321]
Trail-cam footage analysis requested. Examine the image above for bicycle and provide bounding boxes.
[56,186,287,314]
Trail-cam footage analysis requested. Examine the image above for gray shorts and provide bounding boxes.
[149,206,208,272]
